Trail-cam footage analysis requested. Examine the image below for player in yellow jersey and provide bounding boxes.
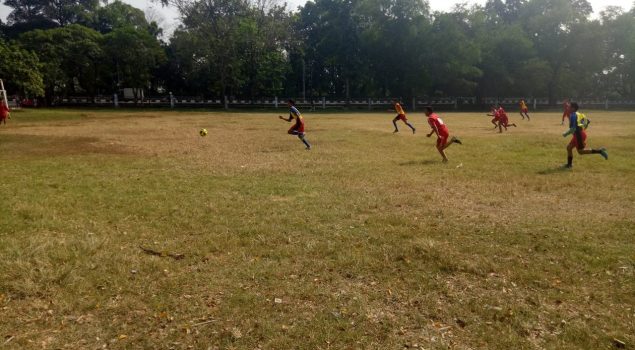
[519,99,530,121]
[390,99,416,134]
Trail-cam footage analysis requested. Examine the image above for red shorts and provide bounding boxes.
[521,108,528,113]
[500,116,509,126]
[437,129,449,148]
[569,130,587,150]
[396,114,407,122]
[288,120,305,134]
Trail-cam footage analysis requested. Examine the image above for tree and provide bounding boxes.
[0,37,45,97]
[102,26,166,100]
[87,0,162,37]
[19,24,103,103]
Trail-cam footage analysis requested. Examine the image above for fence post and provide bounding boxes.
[169,92,174,108]
[274,96,278,108]
[224,95,229,110]
[605,98,609,110]
[454,99,458,110]
[368,98,371,111]
[533,98,537,110]
[412,97,416,112]
[322,96,326,109]
[113,93,119,108]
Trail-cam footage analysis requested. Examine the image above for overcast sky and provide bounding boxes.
[2,0,633,37]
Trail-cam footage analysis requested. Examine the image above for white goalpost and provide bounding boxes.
[0,79,8,107]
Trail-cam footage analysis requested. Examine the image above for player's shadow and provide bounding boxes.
[537,166,571,175]
[399,159,438,166]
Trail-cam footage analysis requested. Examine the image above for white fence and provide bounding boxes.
[51,95,635,110]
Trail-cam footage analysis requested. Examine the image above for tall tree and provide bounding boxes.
[0,37,45,97]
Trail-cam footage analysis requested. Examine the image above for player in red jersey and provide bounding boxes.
[496,104,516,133]
[562,98,571,125]
[0,100,10,125]
[487,105,500,128]
[425,106,461,162]
[390,99,416,134]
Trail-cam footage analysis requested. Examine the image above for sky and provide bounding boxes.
[1,0,633,37]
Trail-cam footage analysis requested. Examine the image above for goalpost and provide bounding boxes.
[0,79,8,107]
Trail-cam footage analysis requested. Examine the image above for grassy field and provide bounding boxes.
[0,108,633,349]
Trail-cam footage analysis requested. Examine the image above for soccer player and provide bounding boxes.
[519,99,530,121]
[0,100,9,125]
[425,106,461,162]
[390,99,416,134]
[487,105,500,128]
[496,104,516,133]
[279,99,311,150]
[563,102,607,168]
[562,98,571,125]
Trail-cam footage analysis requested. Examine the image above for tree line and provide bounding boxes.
[1,0,634,105]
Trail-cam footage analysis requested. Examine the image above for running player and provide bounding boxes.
[562,98,571,125]
[519,99,530,121]
[496,104,516,133]
[390,99,416,134]
[425,106,461,162]
[279,100,311,150]
[563,102,607,168]
[0,100,9,125]
[487,105,499,128]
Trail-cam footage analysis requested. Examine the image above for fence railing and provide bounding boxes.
[13,95,635,110]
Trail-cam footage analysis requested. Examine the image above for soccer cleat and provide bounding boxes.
[412,128,416,134]
[393,130,399,133]
[451,136,462,145]
[563,164,572,169]
[599,148,608,160]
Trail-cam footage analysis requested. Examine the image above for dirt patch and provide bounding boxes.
[0,134,132,157]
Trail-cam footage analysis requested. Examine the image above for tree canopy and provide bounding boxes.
[1,0,635,104]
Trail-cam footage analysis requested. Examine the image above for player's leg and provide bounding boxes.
[520,111,525,120]
[525,112,530,121]
[566,142,574,168]
[440,134,461,150]
[298,133,311,150]
[491,118,498,128]
[405,121,416,133]
[392,117,399,132]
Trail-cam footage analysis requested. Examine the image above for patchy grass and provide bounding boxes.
[0,109,633,349]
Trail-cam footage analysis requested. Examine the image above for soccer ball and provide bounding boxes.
[199,128,208,137]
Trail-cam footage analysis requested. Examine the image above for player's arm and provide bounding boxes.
[278,115,293,122]
[427,122,438,137]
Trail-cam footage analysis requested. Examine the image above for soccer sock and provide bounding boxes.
[591,149,601,154]
[393,121,398,131]
[299,135,311,148]
[406,122,415,130]
[567,156,573,167]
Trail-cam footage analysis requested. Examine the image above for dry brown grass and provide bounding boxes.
[0,109,633,349]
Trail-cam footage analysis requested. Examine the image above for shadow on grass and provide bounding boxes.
[399,159,439,166]
[537,165,571,175]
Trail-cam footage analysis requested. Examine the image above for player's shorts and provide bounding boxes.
[569,130,587,150]
[437,129,449,148]
[500,116,509,126]
[395,114,407,122]
[288,120,305,134]
[521,108,528,113]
